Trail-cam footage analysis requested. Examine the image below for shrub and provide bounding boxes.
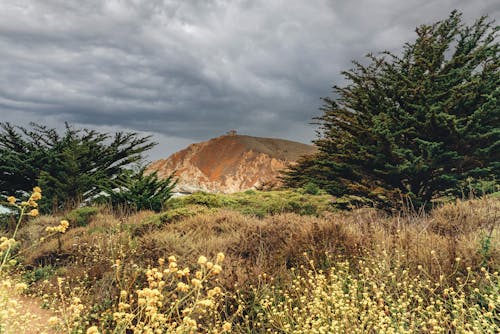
[302,182,320,195]
[101,168,176,212]
[167,190,334,218]
[128,205,211,236]
[168,192,232,209]
[23,265,55,284]
[64,207,99,227]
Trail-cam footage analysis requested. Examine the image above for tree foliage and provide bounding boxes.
[101,167,177,212]
[284,11,499,208]
[0,122,156,212]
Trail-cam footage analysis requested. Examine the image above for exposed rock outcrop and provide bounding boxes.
[147,134,316,193]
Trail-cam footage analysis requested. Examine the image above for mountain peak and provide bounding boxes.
[147,134,316,193]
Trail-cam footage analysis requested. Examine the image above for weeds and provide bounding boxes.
[1,187,499,333]
[253,254,499,333]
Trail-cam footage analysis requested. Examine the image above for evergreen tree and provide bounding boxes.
[0,122,156,212]
[284,11,499,208]
[101,167,177,212]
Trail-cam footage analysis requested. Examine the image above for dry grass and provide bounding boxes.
[6,195,499,332]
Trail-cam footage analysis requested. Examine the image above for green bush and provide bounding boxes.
[168,192,235,209]
[127,205,210,236]
[302,182,320,195]
[167,190,334,218]
[151,205,210,225]
[102,168,176,212]
[65,206,99,227]
[23,265,55,283]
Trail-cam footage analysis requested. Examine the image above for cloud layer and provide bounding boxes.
[0,0,498,159]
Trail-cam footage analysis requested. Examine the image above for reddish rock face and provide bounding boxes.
[147,134,317,193]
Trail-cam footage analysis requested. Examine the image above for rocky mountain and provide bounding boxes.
[147,133,317,193]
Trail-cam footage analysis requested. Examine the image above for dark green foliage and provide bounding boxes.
[65,207,100,227]
[23,265,55,284]
[284,11,499,208]
[302,182,321,195]
[102,168,176,212]
[0,122,155,212]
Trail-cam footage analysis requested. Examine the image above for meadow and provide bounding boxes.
[0,189,499,333]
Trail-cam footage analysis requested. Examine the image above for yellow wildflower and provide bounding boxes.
[198,255,207,265]
[211,264,222,275]
[7,196,16,204]
[31,191,42,201]
[208,287,221,298]
[182,316,197,328]
[222,322,232,332]
[216,252,225,263]
[48,316,60,327]
[169,262,178,272]
[177,267,190,277]
[191,278,202,289]
[33,186,42,193]
[198,299,214,308]
[29,209,39,217]
[177,282,189,292]
[60,219,69,232]
[14,282,28,292]
[86,326,100,334]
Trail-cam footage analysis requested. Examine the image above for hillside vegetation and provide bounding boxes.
[1,189,498,333]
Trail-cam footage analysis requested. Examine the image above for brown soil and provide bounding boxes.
[7,295,58,334]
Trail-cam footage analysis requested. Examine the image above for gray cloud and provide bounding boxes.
[0,0,498,160]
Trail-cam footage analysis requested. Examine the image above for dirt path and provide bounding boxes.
[1,292,59,334]
[15,295,58,334]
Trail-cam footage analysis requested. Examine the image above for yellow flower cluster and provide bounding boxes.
[45,220,70,233]
[1,187,44,272]
[14,282,27,293]
[0,237,16,251]
[7,196,16,205]
[86,326,100,334]
[50,277,87,332]
[4,187,42,216]
[256,257,500,334]
[107,253,232,334]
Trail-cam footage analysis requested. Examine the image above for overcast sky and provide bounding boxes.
[0,0,498,161]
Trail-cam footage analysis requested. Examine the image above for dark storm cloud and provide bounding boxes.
[0,0,498,159]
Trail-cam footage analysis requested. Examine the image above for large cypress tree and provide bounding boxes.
[0,122,156,212]
[285,11,499,208]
